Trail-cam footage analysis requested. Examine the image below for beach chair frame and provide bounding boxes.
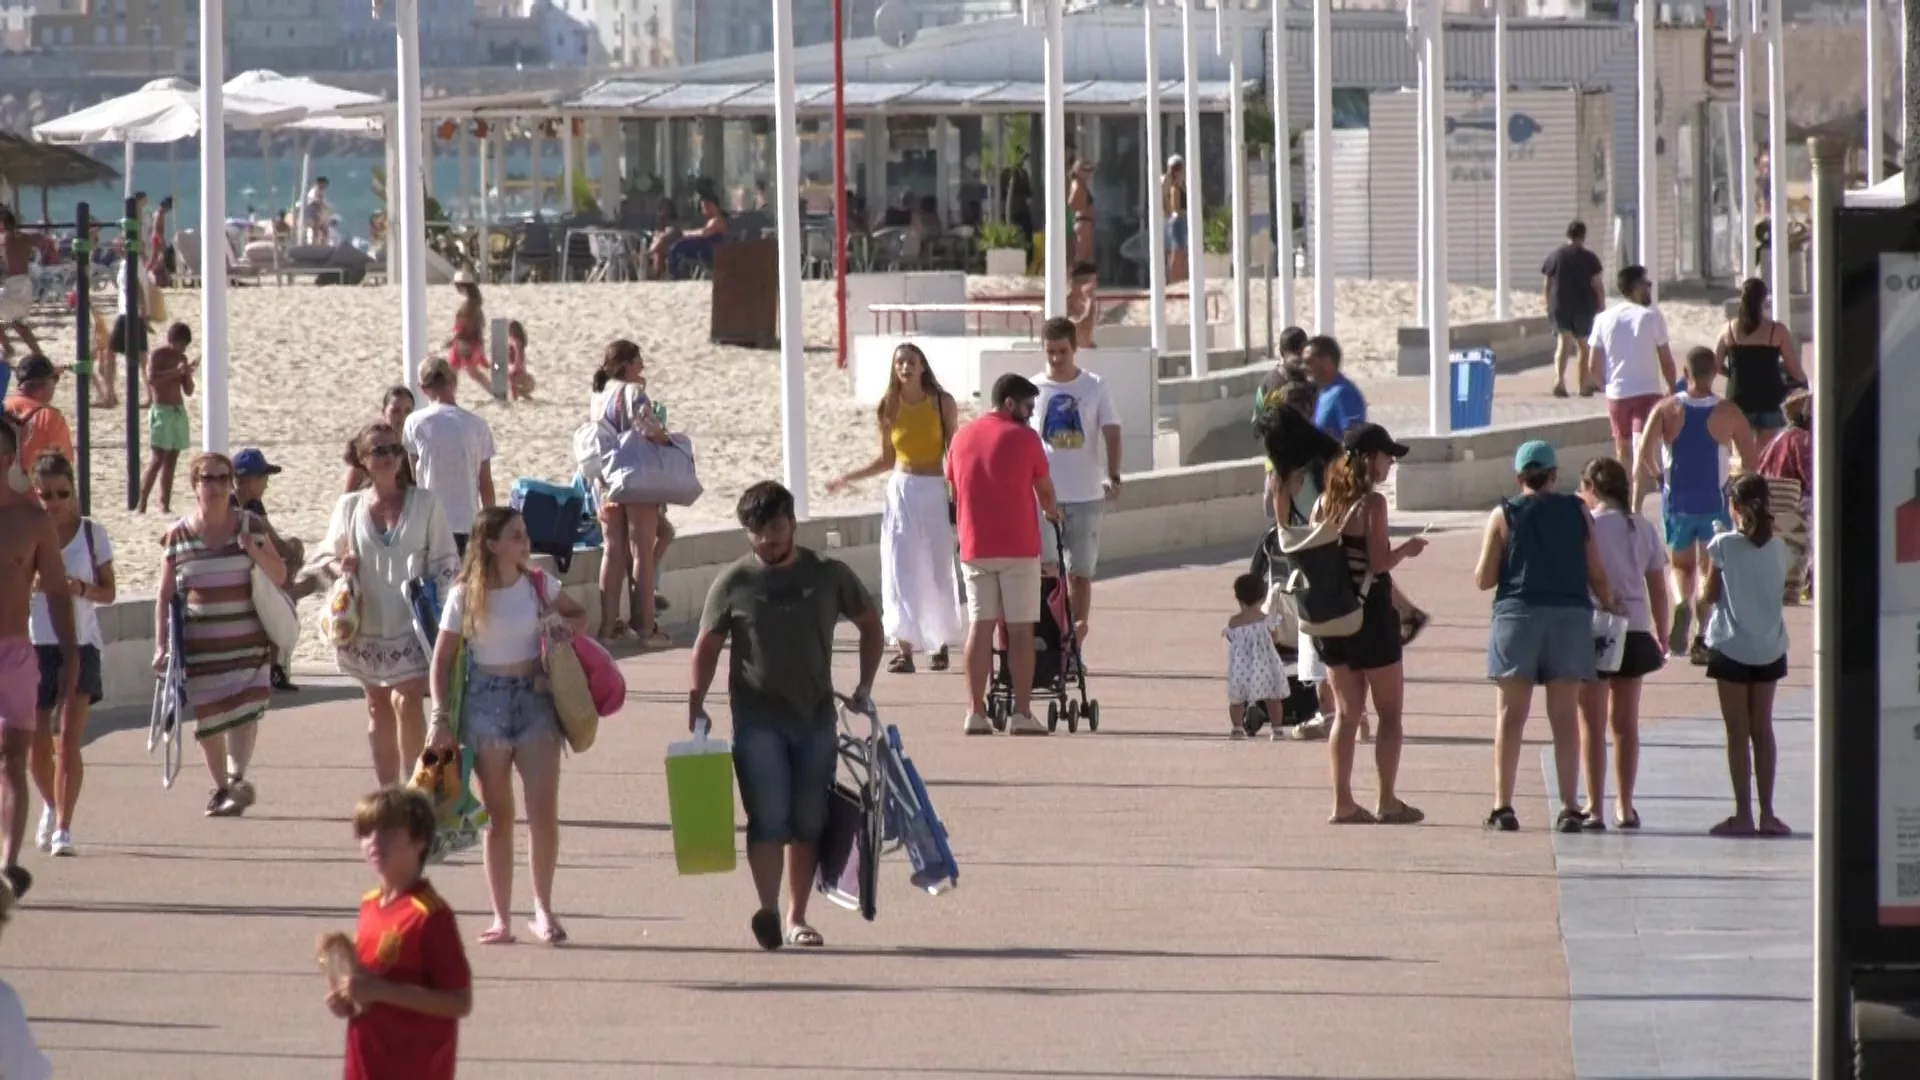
[147,583,189,788]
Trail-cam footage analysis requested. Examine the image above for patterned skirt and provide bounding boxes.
[337,630,430,689]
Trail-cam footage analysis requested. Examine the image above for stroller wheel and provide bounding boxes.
[1065,700,1079,734]
[1046,702,1059,732]
[989,701,1008,732]
[1086,701,1100,732]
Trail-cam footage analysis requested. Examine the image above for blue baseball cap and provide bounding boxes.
[1514,440,1557,473]
[232,448,282,477]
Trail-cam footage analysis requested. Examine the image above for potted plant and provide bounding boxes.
[978,220,1028,276]
[1201,207,1232,280]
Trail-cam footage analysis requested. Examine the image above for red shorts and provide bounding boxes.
[1606,393,1663,442]
[0,637,41,731]
[447,341,486,373]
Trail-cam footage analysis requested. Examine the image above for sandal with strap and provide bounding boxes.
[477,924,516,945]
[1709,815,1757,837]
[1376,801,1425,826]
[886,652,915,674]
[785,923,825,948]
[751,909,783,951]
[1328,806,1378,825]
[528,914,569,946]
[1758,815,1794,837]
[1615,809,1641,830]
[928,647,950,672]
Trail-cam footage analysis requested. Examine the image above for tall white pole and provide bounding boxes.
[1227,0,1250,355]
[1425,0,1449,435]
[561,117,576,211]
[1415,69,1428,327]
[477,125,491,282]
[1868,0,1884,185]
[1636,0,1657,290]
[1736,0,1755,276]
[396,0,428,395]
[198,0,228,453]
[1182,0,1209,374]
[1042,0,1068,319]
[1767,0,1788,305]
[1145,5,1169,355]
[123,140,135,199]
[1268,0,1294,330]
[772,0,810,517]
[1311,0,1334,333]
[1493,0,1511,318]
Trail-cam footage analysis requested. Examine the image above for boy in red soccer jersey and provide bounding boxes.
[330,788,472,1080]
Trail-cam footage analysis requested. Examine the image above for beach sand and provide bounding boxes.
[26,273,1732,668]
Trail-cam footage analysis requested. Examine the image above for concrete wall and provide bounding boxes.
[1394,316,1563,377]
[93,460,1273,713]
[1394,414,1614,512]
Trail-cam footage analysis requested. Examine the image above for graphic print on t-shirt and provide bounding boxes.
[1041,393,1086,450]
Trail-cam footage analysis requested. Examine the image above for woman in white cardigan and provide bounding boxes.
[321,421,461,786]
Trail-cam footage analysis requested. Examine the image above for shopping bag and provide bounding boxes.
[321,574,361,647]
[606,432,704,507]
[1593,610,1629,674]
[422,645,487,864]
[665,718,737,875]
[543,628,598,752]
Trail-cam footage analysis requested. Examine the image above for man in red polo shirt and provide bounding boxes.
[946,373,1059,736]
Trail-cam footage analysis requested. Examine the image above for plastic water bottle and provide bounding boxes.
[653,400,668,427]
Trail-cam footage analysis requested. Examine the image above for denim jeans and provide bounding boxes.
[730,701,838,845]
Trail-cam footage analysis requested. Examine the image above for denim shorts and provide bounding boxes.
[1743,409,1786,433]
[462,672,562,750]
[1038,500,1106,578]
[1664,509,1728,552]
[731,701,839,846]
[1488,607,1597,685]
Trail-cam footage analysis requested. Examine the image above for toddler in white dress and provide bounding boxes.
[1223,572,1290,739]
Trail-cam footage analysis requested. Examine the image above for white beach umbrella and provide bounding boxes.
[223,70,384,136]
[31,76,303,145]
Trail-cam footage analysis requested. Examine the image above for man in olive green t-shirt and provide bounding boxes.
[689,481,883,952]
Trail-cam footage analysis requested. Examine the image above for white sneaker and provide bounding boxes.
[48,830,73,857]
[34,807,53,853]
[962,712,994,736]
[1006,712,1048,736]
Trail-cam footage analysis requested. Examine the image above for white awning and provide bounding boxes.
[562,78,1247,118]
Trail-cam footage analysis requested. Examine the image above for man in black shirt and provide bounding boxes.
[1539,220,1606,399]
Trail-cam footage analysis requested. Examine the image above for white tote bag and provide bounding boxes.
[245,513,300,655]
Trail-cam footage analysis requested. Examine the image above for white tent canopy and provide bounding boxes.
[30,77,304,145]
[223,70,384,135]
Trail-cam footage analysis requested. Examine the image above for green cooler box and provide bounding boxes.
[666,721,737,875]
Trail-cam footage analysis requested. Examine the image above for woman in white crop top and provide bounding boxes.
[428,506,586,946]
[321,421,460,788]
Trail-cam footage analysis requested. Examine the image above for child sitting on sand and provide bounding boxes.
[329,787,471,1080]
[506,320,534,401]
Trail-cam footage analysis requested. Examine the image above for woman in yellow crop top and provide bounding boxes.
[827,343,965,673]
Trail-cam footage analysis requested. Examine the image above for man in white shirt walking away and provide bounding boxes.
[1587,264,1677,510]
[1031,316,1121,643]
[403,357,496,555]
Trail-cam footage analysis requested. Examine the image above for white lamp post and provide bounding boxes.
[1636,0,1656,291]
[199,0,228,452]
[773,0,809,516]
[1868,0,1884,185]
[1767,0,1788,305]
[396,0,428,393]
[1042,0,1068,319]
[1182,0,1208,374]
[1493,0,1510,319]
[1227,0,1250,356]
[1268,0,1294,331]
[1145,3,1168,355]
[1310,0,1333,334]
[1422,0,1448,435]
[1733,0,1754,276]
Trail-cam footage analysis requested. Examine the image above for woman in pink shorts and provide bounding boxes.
[447,271,493,398]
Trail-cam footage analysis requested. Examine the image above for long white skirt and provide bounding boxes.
[882,471,964,651]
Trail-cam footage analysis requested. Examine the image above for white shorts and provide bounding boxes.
[0,277,31,322]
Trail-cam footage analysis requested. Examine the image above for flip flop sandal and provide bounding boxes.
[1555,808,1586,833]
[929,648,950,672]
[751,909,784,951]
[528,916,569,945]
[886,653,915,674]
[477,925,516,945]
[1709,816,1757,837]
[2,865,31,900]
[1328,807,1378,825]
[785,924,825,947]
[1376,802,1425,825]
[1615,809,1641,830]
[1758,817,1794,837]
[1579,810,1607,831]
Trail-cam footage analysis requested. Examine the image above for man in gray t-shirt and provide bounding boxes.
[689,481,882,951]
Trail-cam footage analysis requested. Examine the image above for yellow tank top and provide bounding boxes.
[890,395,944,469]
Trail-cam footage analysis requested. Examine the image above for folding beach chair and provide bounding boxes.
[402,574,442,655]
[147,584,189,789]
[816,695,960,919]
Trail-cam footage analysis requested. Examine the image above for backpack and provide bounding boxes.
[572,388,626,485]
[1278,499,1374,638]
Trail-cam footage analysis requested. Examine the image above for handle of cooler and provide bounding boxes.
[691,716,710,741]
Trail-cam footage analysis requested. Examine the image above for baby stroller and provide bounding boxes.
[1244,526,1320,737]
[817,695,960,921]
[148,583,190,789]
[986,529,1100,733]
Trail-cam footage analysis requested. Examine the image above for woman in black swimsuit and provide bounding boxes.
[1715,277,1807,445]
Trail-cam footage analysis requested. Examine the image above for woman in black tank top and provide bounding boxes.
[1715,278,1807,439]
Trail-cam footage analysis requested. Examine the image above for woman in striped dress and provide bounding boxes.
[154,453,287,817]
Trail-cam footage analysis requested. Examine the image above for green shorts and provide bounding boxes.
[148,404,190,452]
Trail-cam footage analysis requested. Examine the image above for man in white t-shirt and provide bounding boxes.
[1587,264,1677,498]
[1031,316,1121,641]
[403,357,496,555]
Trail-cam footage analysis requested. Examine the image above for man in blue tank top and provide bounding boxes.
[1634,346,1759,663]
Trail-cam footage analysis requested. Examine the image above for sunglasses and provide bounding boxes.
[367,444,405,460]
[418,748,453,768]
[196,473,232,486]
[37,489,72,502]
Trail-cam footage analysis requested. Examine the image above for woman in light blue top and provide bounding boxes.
[1699,473,1791,838]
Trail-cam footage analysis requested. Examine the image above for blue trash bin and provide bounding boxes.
[1450,350,1495,430]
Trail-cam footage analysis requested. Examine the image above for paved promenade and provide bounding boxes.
[8,520,1813,1080]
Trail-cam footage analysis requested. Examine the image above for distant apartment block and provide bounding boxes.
[7,0,191,73]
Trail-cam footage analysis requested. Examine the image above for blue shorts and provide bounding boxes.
[1039,500,1106,579]
[1166,213,1188,253]
[730,702,839,846]
[1488,607,1596,685]
[1664,509,1728,552]
[462,672,562,750]
[1743,409,1786,432]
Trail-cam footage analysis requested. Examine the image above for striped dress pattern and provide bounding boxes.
[163,518,272,739]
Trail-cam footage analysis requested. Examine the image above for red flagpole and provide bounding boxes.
[832,0,849,368]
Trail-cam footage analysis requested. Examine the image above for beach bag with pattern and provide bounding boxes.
[529,569,599,753]
[1277,501,1373,639]
[425,643,488,863]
